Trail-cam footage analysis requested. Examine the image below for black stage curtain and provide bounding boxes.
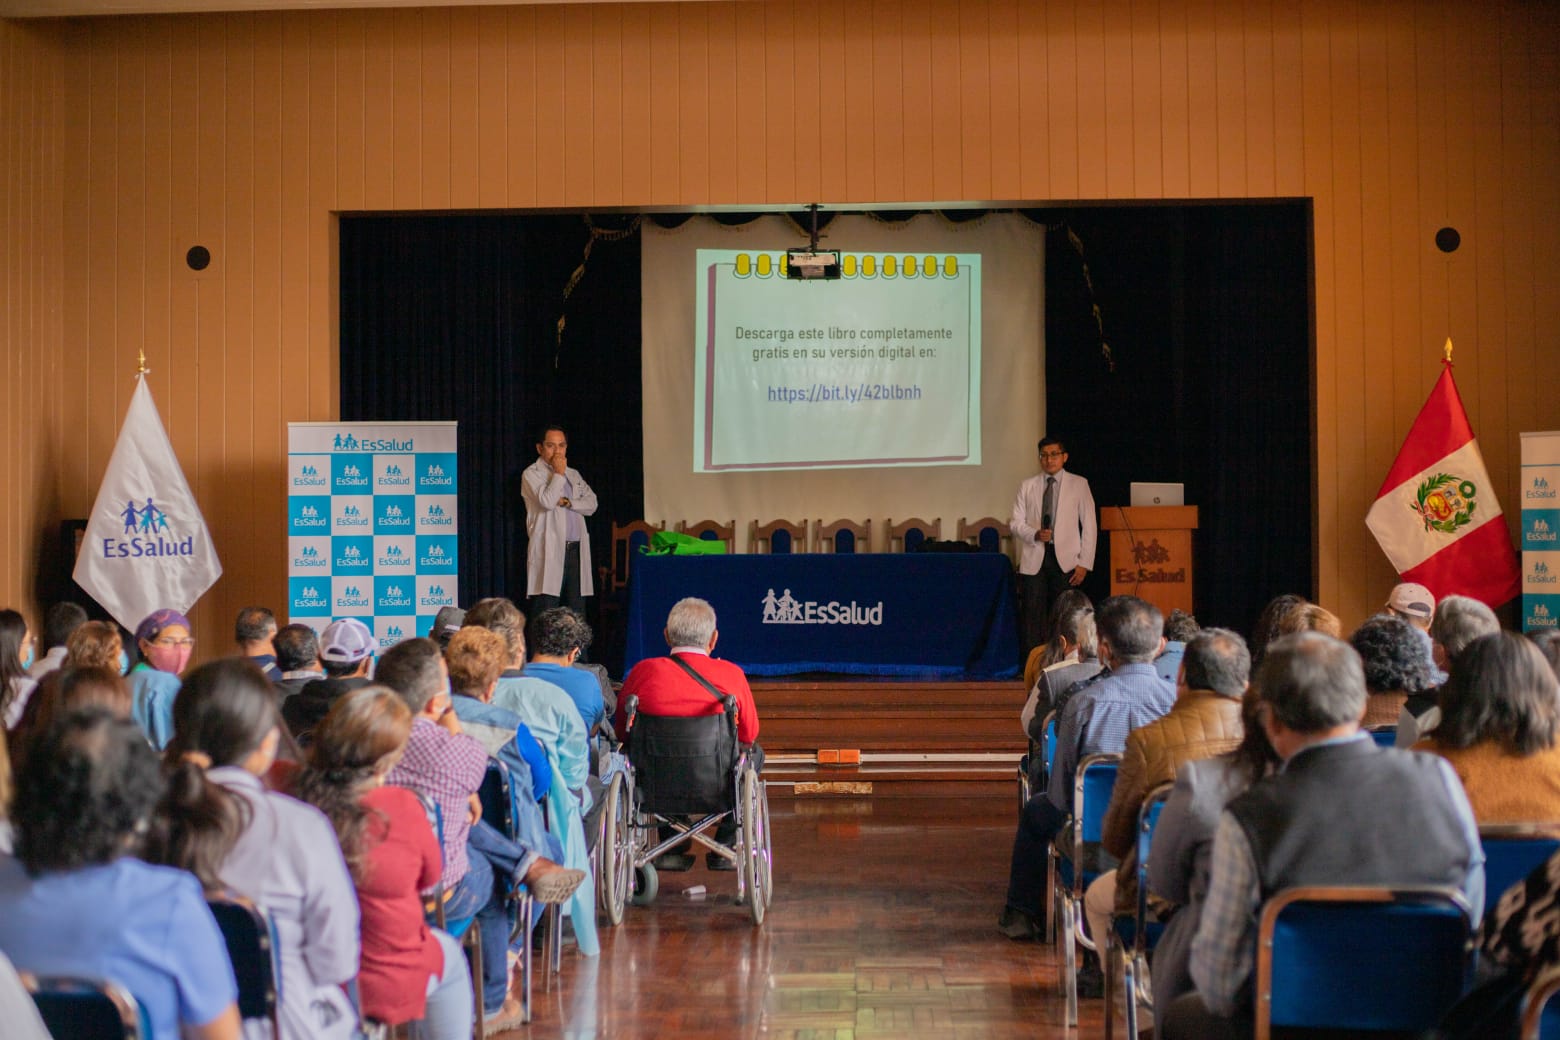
[339,214,643,614]
[1043,203,1313,634]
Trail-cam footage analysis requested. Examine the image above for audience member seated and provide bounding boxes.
[1021,602,1095,740]
[377,637,585,1030]
[0,950,50,1040]
[1146,690,1280,1035]
[234,606,283,682]
[1449,845,1560,1038]
[1274,600,1342,638]
[1383,580,1436,632]
[272,622,324,705]
[12,667,132,771]
[0,609,36,730]
[28,600,86,681]
[157,659,360,1040]
[1248,593,1307,667]
[1349,613,1439,729]
[1082,629,1249,990]
[523,607,606,733]
[1023,589,1093,694]
[1156,609,1201,686]
[1535,628,1560,678]
[618,597,763,872]
[64,619,124,673]
[0,708,241,1040]
[129,609,194,750]
[998,595,1176,943]
[1035,605,1105,725]
[444,626,557,858]
[1161,632,1484,1040]
[1397,594,1500,747]
[281,618,375,743]
[293,686,474,1039]
[1415,632,1560,824]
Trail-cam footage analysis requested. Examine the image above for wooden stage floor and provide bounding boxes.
[499,792,1103,1039]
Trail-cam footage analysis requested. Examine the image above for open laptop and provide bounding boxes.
[1129,482,1185,507]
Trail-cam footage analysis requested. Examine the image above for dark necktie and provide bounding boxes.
[1042,476,1058,532]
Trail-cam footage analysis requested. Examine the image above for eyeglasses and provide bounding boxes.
[1039,451,1066,459]
[152,636,195,649]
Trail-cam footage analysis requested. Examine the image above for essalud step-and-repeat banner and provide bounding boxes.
[1522,430,1560,632]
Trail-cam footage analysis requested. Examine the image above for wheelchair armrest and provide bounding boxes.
[622,694,639,733]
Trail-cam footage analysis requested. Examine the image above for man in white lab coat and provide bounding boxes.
[1011,435,1097,656]
[522,425,598,620]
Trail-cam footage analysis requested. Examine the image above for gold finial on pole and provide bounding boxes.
[1443,337,1454,363]
[137,347,148,376]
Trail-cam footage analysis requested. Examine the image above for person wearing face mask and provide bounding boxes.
[0,610,37,730]
[130,609,195,749]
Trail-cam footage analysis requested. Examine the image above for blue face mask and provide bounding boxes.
[119,649,130,676]
[19,645,33,672]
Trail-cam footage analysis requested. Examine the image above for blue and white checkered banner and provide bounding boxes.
[287,421,458,651]
[1521,431,1560,632]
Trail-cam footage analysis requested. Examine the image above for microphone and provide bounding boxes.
[1042,512,1052,529]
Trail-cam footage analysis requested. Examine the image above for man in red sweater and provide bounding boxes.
[618,596,762,872]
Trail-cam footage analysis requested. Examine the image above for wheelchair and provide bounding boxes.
[599,691,773,924]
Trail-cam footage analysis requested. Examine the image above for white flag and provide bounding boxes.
[73,376,222,631]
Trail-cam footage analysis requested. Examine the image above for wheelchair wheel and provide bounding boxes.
[740,767,772,925]
[631,862,659,906]
[597,770,633,926]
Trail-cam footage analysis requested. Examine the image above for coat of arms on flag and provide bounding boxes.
[1365,348,1520,609]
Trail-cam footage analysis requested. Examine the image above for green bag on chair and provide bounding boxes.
[642,530,728,555]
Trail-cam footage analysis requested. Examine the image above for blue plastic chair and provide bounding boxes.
[409,789,487,1037]
[478,758,552,1019]
[1052,753,1120,1027]
[1104,781,1172,1040]
[1480,824,1560,921]
[27,976,147,1040]
[1367,725,1397,748]
[1254,885,1475,1039]
[207,897,281,1038]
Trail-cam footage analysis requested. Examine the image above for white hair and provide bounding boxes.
[666,597,717,647]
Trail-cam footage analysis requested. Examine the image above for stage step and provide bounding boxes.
[762,752,1023,802]
[753,678,1030,755]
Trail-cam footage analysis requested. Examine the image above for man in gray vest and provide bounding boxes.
[1163,631,1484,1039]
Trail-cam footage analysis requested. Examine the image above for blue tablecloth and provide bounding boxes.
[624,553,1019,678]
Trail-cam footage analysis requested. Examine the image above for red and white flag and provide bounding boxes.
[1365,364,1520,608]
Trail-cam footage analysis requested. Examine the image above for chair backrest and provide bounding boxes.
[1366,725,1397,748]
[625,699,739,816]
[1073,754,1120,846]
[750,518,807,554]
[1481,824,1560,920]
[207,897,280,1028]
[1040,711,1058,782]
[678,519,735,552]
[608,520,663,591]
[27,976,145,1040]
[815,518,870,553]
[887,517,942,552]
[1521,964,1560,1040]
[479,758,516,839]
[957,516,1012,557]
[1132,783,1175,950]
[1255,885,1474,1038]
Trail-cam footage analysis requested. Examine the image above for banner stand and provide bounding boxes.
[1522,431,1560,631]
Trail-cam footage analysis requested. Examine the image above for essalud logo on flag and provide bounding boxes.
[73,376,222,632]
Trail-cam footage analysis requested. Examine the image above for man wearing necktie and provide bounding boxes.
[1011,436,1098,657]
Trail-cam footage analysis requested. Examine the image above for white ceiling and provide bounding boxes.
[1,0,721,17]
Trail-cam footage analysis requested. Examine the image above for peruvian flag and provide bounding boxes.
[1365,364,1520,608]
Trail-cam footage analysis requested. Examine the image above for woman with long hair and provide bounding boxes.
[0,609,36,730]
[157,659,359,1040]
[293,686,473,1036]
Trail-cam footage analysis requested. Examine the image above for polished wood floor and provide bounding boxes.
[502,792,1104,1039]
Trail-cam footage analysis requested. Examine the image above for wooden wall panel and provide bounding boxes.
[4,0,1557,640]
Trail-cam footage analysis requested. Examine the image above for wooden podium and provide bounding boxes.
[1099,506,1199,617]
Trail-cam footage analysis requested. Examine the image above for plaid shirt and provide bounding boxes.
[387,718,489,889]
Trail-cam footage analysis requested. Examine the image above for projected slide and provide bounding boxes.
[693,249,982,472]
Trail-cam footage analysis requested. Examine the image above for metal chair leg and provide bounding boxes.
[1062,898,1078,1026]
[1103,928,1117,1040]
[1122,948,1139,1039]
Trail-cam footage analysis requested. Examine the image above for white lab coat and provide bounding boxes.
[1010,469,1097,576]
[522,457,598,597]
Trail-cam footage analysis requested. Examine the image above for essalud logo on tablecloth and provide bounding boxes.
[101,497,195,558]
[760,588,883,625]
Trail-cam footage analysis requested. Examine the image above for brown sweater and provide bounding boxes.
[1416,737,1560,825]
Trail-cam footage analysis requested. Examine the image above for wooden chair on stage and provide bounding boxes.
[678,519,735,553]
[958,516,1013,560]
[750,519,808,554]
[887,518,941,553]
[598,520,663,653]
[815,518,871,554]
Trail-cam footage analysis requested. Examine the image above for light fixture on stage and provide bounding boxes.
[785,203,841,280]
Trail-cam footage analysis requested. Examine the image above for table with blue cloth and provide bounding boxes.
[624,552,1019,678]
